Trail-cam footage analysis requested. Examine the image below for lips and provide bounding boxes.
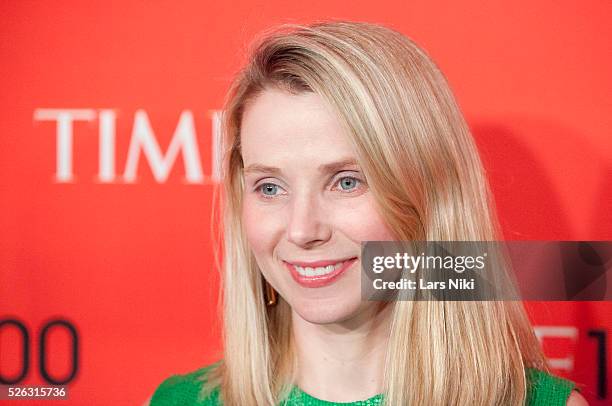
[284,257,358,288]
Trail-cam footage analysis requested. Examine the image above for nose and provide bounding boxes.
[286,192,332,248]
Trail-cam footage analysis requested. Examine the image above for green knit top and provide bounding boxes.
[150,362,577,405]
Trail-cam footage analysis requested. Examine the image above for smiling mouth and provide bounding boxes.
[283,257,358,288]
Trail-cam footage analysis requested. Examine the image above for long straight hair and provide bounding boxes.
[207,20,547,405]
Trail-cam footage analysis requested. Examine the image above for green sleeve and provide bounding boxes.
[150,364,221,406]
[525,368,576,406]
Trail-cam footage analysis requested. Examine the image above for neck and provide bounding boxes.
[292,302,392,403]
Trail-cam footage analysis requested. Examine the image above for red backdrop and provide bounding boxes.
[0,1,610,405]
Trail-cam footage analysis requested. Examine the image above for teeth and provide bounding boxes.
[294,261,346,277]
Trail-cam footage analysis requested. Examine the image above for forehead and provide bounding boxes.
[240,88,355,164]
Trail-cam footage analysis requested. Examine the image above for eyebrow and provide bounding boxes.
[243,158,359,175]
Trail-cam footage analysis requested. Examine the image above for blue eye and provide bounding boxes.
[254,176,363,200]
[337,176,360,191]
[259,183,279,196]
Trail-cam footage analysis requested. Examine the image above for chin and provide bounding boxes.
[291,296,363,325]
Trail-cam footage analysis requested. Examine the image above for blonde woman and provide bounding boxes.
[149,21,587,405]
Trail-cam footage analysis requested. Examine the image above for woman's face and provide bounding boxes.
[240,88,395,325]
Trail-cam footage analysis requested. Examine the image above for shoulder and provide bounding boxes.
[525,368,587,406]
[149,361,222,406]
[567,391,589,405]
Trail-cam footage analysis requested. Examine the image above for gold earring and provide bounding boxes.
[263,277,278,306]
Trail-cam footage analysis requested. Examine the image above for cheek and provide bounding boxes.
[241,198,287,290]
[334,196,395,242]
[241,197,281,256]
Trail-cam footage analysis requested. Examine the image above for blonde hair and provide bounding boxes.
[207,20,546,405]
